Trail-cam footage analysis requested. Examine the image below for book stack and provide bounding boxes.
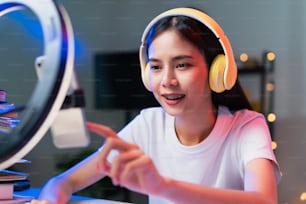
[0,169,32,202]
[0,90,31,202]
[0,90,20,134]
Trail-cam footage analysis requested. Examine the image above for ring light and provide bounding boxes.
[0,0,74,170]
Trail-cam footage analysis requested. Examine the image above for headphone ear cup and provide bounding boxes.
[141,63,152,91]
[209,54,226,93]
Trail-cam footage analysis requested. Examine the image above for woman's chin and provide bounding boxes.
[161,106,183,117]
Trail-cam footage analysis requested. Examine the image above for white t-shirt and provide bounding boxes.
[111,106,281,204]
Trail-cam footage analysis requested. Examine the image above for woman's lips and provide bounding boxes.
[162,94,185,105]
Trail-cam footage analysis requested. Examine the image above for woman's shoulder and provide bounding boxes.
[217,106,272,148]
[219,106,266,126]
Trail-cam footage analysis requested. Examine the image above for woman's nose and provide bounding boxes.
[161,69,178,87]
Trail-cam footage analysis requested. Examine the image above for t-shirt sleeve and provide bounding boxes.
[239,115,282,183]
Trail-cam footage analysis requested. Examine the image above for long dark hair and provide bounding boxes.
[145,14,252,111]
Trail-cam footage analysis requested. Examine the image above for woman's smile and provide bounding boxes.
[162,93,186,105]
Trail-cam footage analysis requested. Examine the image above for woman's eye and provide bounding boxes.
[176,63,189,68]
[150,65,160,70]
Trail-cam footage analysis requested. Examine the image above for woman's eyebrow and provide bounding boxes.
[147,58,160,63]
[173,55,193,61]
[148,55,193,62]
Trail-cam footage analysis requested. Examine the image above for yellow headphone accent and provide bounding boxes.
[139,7,237,93]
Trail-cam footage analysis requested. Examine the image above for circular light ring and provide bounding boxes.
[0,0,74,170]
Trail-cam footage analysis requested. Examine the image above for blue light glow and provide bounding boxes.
[5,9,43,40]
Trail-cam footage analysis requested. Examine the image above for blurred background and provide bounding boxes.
[1,0,306,203]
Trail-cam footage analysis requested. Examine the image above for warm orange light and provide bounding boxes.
[300,192,306,201]
[240,53,248,62]
[266,52,276,61]
[266,82,274,92]
[271,141,277,150]
[267,113,276,122]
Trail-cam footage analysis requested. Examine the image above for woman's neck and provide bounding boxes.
[174,106,217,146]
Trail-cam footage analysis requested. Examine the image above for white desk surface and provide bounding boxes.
[15,187,133,204]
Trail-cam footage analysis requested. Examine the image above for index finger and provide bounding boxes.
[86,122,118,139]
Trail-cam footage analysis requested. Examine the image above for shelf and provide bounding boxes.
[237,51,275,140]
[238,65,266,74]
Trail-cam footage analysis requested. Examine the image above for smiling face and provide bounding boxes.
[147,29,213,117]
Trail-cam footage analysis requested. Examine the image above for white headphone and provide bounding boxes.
[139,7,237,93]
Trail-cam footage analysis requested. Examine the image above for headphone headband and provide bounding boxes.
[139,7,237,92]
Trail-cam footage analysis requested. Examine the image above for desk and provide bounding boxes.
[15,188,133,204]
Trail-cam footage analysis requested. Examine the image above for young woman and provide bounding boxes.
[30,7,281,204]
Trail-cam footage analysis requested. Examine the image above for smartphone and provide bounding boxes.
[35,56,90,148]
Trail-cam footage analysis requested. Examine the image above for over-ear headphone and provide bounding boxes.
[139,7,237,93]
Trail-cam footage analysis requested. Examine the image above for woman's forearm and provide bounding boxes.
[38,175,73,204]
[157,178,276,204]
[38,151,106,204]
